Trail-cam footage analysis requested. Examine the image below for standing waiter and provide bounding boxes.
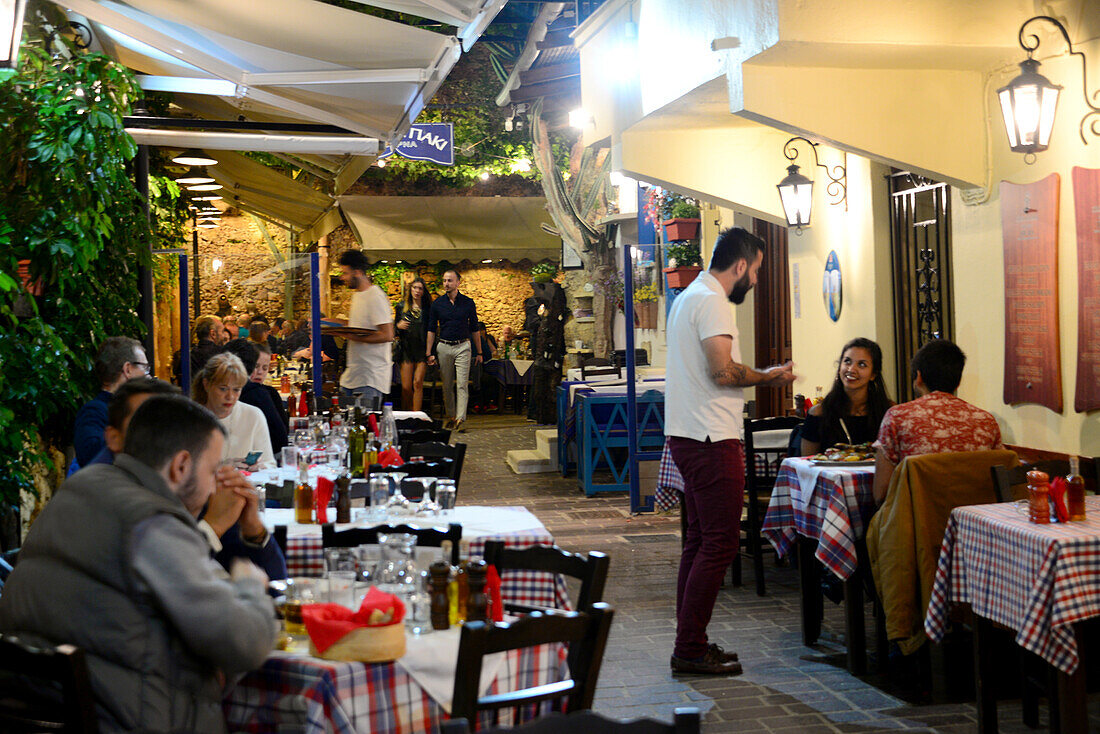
[665,227,795,675]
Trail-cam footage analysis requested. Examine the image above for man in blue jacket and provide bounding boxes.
[71,336,149,470]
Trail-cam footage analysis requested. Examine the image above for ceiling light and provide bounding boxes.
[775,136,846,232]
[510,157,532,173]
[171,149,217,167]
[196,221,219,229]
[211,258,223,272]
[479,171,490,181]
[186,182,222,192]
[481,259,492,264]
[175,167,215,185]
[193,194,223,201]
[377,159,386,168]
[569,108,590,129]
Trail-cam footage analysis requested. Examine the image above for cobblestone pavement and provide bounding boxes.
[458,419,1098,733]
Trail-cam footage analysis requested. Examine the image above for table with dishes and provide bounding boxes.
[925,496,1100,734]
[761,457,877,671]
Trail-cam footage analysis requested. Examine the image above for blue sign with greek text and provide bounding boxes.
[379,123,454,166]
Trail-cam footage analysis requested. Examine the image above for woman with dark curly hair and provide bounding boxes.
[394,277,432,411]
[800,337,893,455]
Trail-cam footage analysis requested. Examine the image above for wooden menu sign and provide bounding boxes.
[1073,167,1100,412]
[1000,175,1062,412]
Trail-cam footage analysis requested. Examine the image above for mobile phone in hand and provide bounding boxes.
[243,451,262,466]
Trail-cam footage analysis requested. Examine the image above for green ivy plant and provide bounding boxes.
[665,242,702,268]
[530,261,557,283]
[0,40,150,506]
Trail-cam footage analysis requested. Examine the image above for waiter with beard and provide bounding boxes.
[665,227,795,676]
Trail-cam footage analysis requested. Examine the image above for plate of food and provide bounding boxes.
[809,442,875,466]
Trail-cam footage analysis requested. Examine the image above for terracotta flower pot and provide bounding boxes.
[633,301,658,329]
[17,260,45,297]
[662,265,702,289]
[661,218,700,241]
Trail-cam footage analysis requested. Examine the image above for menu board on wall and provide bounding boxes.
[1000,175,1062,412]
[1072,167,1100,412]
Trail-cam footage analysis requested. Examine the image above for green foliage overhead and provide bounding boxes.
[0,42,150,502]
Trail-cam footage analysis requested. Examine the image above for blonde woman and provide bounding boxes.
[192,352,274,469]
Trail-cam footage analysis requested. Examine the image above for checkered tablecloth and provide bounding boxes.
[924,496,1100,674]
[655,434,795,512]
[286,532,573,611]
[760,458,876,580]
[225,641,567,734]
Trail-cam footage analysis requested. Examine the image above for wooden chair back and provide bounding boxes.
[482,541,609,614]
[440,708,701,734]
[404,442,466,484]
[0,633,99,733]
[273,525,288,557]
[450,604,614,730]
[399,428,452,447]
[580,358,620,381]
[321,523,461,564]
[991,459,1071,503]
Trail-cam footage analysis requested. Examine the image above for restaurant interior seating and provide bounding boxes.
[321,522,462,564]
[482,541,609,614]
[440,706,701,734]
[450,604,615,729]
[990,458,1088,502]
[0,633,98,733]
[580,358,620,381]
[403,441,466,485]
[611,349,649,368]
[735,415,803,596]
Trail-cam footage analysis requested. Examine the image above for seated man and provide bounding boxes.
[872,339,1002,503]
[89,376,287,581]
[0,395,275,733]
[72,336,149,470]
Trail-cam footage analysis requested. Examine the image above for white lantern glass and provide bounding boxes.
[997,58,1062,154]
[777,165,814,228]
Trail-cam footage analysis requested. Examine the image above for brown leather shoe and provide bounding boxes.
[670,648,743,675]
[708,643,739,663]
[443,418,456,430]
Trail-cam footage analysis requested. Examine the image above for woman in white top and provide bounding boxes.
[192,353,275,469]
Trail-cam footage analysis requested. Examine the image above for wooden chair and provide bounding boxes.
[395,417,444,432]
[264,481,295,509]
[321,523,461,564]
[398,428,452,447]
[404,441,466,485]
[580,358,620,381]
[273,525,288,557]
[990,459,1071,503]
[440,707,701,734]
[735,415,802,596]
[482,541,609,614]
[0,633,98,733]
[450,604,614,730]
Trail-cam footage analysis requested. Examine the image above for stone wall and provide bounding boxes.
[194,210,293,322]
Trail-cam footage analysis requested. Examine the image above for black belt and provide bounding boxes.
[438,338,469,345]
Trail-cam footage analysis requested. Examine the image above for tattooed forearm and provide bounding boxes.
[710,360,753,386]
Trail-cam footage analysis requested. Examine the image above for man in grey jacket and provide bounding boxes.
[0,395,274,733]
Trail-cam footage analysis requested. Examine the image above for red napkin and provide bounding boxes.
[315,476,334,525]
[301,587,406,654]
[1050,476,1070,523]
[368,413,380,436]
[379,448,404,467]
[487,565,504,622]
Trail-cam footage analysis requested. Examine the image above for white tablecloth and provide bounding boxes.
[265,505,548,540]
[564,366,665,382]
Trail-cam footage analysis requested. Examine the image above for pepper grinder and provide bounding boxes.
[334,472,352,524]
[429,562,451,630]
[465,560,489,623]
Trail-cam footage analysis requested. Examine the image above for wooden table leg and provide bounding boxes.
[843,574,866,675]
[797,535,822,646]
[972,613,998,734]
[1049,623,1087,734]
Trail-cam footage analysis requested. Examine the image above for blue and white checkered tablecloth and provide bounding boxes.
[925,496,1100,673]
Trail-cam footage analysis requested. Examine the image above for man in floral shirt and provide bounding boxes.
[872,339,1002,503]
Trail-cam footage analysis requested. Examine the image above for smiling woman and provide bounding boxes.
[192,353,275,469]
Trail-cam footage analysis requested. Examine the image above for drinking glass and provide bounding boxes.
[281,578,317,636]
[369,476,391,521]
[326,570,358,608]
[325,547,358,574]
[435,480,456,517]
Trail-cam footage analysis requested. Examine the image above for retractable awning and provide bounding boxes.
[338,195,560,262]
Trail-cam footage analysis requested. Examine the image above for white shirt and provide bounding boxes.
[665,270,745,442]
[341,284,393,392]
[218,401,275,469]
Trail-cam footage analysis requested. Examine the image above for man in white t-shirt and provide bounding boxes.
[665,227,795,676]
[336,250,394,404]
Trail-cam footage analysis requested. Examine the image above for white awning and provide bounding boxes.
[338,195,560,262]
[208,151,334,233]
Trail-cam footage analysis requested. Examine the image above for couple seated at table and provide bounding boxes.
[0,395,278,733]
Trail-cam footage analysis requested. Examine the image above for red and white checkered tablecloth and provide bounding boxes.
[925,496,1100,674]
[225,641,567,734]
[286,532,573,611]
[760,458,876,580]
[654,438,789,512]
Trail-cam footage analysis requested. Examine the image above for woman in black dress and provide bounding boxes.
[394,277,432,411]
[800,337,893,455]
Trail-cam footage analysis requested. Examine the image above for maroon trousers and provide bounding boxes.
[668,436,744,660]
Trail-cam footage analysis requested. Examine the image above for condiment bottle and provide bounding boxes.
[465,560,489,623]
[456,561,470,623]
[294,460,314,524]
[334,472,351,524]
[297,390,309,420]
[1066,457,1087,522]
[429,561,451,630]
[1027,470,1050,524]
[442,541,460,625]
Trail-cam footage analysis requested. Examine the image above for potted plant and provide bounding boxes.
[663,242,703,289]
[662,198,701,241]
[633,284,659,329]
[530,261,557,283]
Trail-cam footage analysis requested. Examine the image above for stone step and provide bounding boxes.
[506,449,555,474]
[535,429,559,469]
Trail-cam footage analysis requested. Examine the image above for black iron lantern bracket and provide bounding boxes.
[1017,15,1100,144]
[783,136,847,210]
